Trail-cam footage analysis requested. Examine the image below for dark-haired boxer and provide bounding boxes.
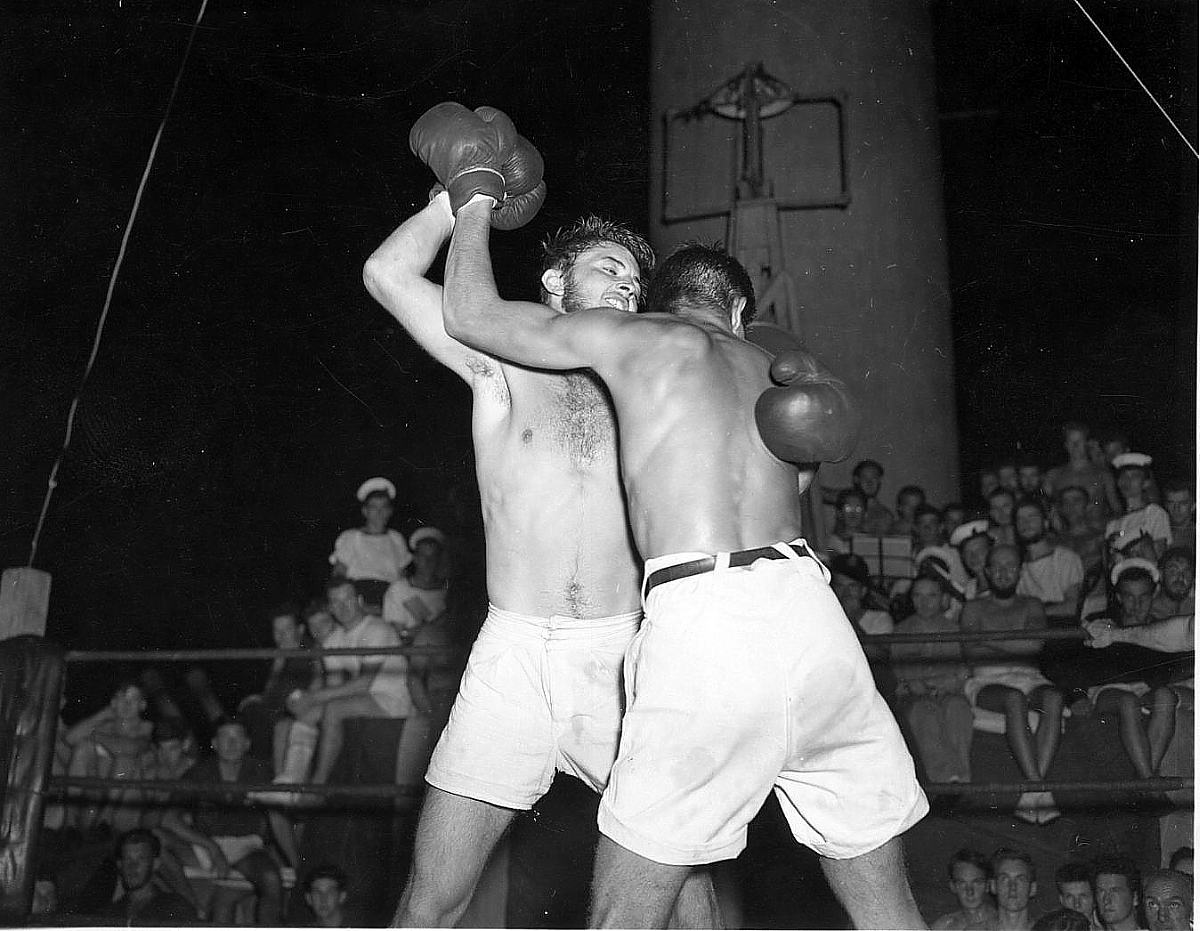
[441,185,928,926]
[365,105,718,927]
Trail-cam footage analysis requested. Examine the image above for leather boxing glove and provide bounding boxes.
[754,344,860,466]
[409,102,546,229]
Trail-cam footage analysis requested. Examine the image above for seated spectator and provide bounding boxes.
[140,719,206,919]
[962,544,1064,824]
[1032,908,1091,931]
[383,527,449,637]
[890,484,927,537]
[890,576,973,784]
[1102,430,1161,503]
[1055,486,1105,574]
[64,679,154,833]
[988,487,1018,547]
[1152,546,1195,619]
[182,665,229,744]
[991,847,1039,931]
[1092,857,1142,931]
[162,717,298,926]
[852,458,896,535]
[1044,422,1121,531]
[1054,861,1099,930]
[1082,561,1183,779]
[93,828,197,926]
[1107,453,1171,560]
[932,848,998,931]
[951,519,993,600]
[302,864,353,927]
[979,468,1001,503]
[329,476,413,613]
[1168,847,1193,875]
[826,488,869,555]
[271,577,412,793]
[828,553,896,699]
[1015,498,1085,621]
[238,603,322,773]
[1162,477,1195,554]
[1141,869,1192,931]
[913,505,968,585]
[942,502,967,541]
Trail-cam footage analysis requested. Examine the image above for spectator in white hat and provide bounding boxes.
[329,477,412,612]
[1106,454,1171,561]
[383,527,449,638]
[950,519,992,601]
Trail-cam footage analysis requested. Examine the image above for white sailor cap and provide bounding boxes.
[913,546,947,568]
[409,526,447,549]
[356,476,396,502]
[1110,557,1161,586]
[1111,452,1152,471]
[949,519,991,549]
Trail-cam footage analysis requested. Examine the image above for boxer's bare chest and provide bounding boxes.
[512,370,617,469]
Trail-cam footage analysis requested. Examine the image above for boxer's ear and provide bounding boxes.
[729,296,747,334]
[541,268,565,303]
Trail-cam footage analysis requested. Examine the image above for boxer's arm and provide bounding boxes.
[362,193,491,384]
[443,198,625,370]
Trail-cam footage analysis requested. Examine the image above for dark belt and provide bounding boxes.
[644,542,811,597]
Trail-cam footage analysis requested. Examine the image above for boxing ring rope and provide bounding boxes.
[52,632,1193,805]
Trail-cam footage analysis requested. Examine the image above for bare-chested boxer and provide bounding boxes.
[365,105,715,927]
[436,182,928,924]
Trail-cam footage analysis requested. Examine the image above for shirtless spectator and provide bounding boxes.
[1108,453,1171,560]
[238,604,322,773]
[1055,486,1105,574]
[826,488,869,555]
[853,458,897,535]
[163,717,298,925]
[1092,858,1142,931]
[1162,479,1195,554]
[1044,422,1121,531]
[952,519,993,600]
[1015,498,1084,621]
[932,849,998,931]
[991,848,1039,931]
[962,544,1064,823]
[1153,546,1195,619]
[438,156,926,926]
[330,477,414,613]
[1142,869,1193,931]
[383,527,449,637]
[890,575,973,784]
[64,679,154,833]
[988,487,1018,547]
[270,577,412,793]
[1054,862,1099,930]
[890,484,927,537]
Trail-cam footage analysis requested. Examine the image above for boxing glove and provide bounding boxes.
[754,346,860,466]
[409,103,546,229]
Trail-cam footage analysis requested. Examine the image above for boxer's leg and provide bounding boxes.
[589,835,691,929]
[820,836,926,930]
[393,787,516,927]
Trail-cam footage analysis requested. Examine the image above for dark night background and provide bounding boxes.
[2,1,1195,710]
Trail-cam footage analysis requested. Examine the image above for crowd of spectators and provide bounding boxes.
[35,475,470,925]
[930,846,1193,931]
[28,436,1194,925]
[821,421,1193,831]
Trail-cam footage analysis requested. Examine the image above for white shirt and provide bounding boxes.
[383,579,448,633]
[1018,546,1084,605]
[329,528,412,582]
[324,616,410,712]
[1106,504,1172,549]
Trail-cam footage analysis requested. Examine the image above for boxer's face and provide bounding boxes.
[558,244,641,314]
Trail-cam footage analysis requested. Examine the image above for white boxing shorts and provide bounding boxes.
[425,604,640,810]
[598,540,928,865]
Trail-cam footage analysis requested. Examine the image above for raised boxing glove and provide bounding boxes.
[747,324,860,466]
[409,102,546,229]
